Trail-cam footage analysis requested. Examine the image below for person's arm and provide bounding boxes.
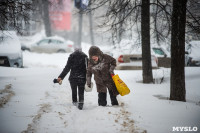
[86,61,93,87]
[108,55,116,75]
[58,55,72,80]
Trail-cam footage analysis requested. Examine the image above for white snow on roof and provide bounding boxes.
[45,36,66,42]
[0,31,21,54]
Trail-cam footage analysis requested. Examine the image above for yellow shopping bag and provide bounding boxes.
[112,74,130,96]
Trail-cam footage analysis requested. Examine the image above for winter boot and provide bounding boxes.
[78,103,83,110]
[98,92,107,106]
[109,90,119,106]
[73,102,77,106]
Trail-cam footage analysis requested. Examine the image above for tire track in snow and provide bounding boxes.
[21,103,51,133]
[22,89,72,133]
[21,91,52,133]
[0,84,15,107]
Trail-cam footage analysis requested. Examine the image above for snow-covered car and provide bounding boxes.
[185,41,200,66]
[21,36,74,53]
[116,54,158,70]
[0,31,23,68]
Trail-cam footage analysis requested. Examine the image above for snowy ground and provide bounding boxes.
[0,50,200,133]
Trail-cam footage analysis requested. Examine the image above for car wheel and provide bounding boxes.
[14,63,19,68]
[57,49,66,53]
[21,47,30,51]
[26,48,30,51]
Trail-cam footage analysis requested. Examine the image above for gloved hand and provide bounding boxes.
[53,78,62,85]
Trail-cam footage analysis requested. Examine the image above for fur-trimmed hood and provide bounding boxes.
[89,46,103,58]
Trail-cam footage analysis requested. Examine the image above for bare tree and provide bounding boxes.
[0,0,54,37]
[150,0,200,43]
[151,0,172,45]
[36,0,52,37]
[186,0,200,40]
[42,0,52,37]
[89,0,154,83]
[88,0,199,86]
[170,0,187,102]
[0,0,33,34]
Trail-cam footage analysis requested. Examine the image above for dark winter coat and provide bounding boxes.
[59,50,88,83]
[87,46,119,96]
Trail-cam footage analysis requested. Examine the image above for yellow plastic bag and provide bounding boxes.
[112,74,130,96]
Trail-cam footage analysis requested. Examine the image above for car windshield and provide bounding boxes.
[37,39,49,45]
[152,48,165,55]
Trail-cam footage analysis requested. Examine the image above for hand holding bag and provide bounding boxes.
[85,82,93,92]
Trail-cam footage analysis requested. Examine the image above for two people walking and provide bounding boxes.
[57,46,119,110]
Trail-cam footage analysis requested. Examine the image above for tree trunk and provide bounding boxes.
[42,0,52,37]
[170,0,187,102]
[89,10,95,46]
[141,0,153,83]
[77,10,83,48]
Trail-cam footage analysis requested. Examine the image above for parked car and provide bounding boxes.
[21,36,74,53]
[116,54,158,70]
[152,47,171,68]
[185,41,200,66]
[0,31,23,68]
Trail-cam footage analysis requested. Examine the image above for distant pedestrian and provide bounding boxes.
[57,46,88,110]
[86,46,119,106]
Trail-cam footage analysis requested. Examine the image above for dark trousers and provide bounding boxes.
[70,82,85,103]
[98,90,118,106]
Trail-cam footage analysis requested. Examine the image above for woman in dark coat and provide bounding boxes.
[57,48,88,110]
[87,46,119,106]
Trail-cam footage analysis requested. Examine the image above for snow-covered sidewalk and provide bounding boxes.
[0,67,140,133]
[0,52,200,133]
